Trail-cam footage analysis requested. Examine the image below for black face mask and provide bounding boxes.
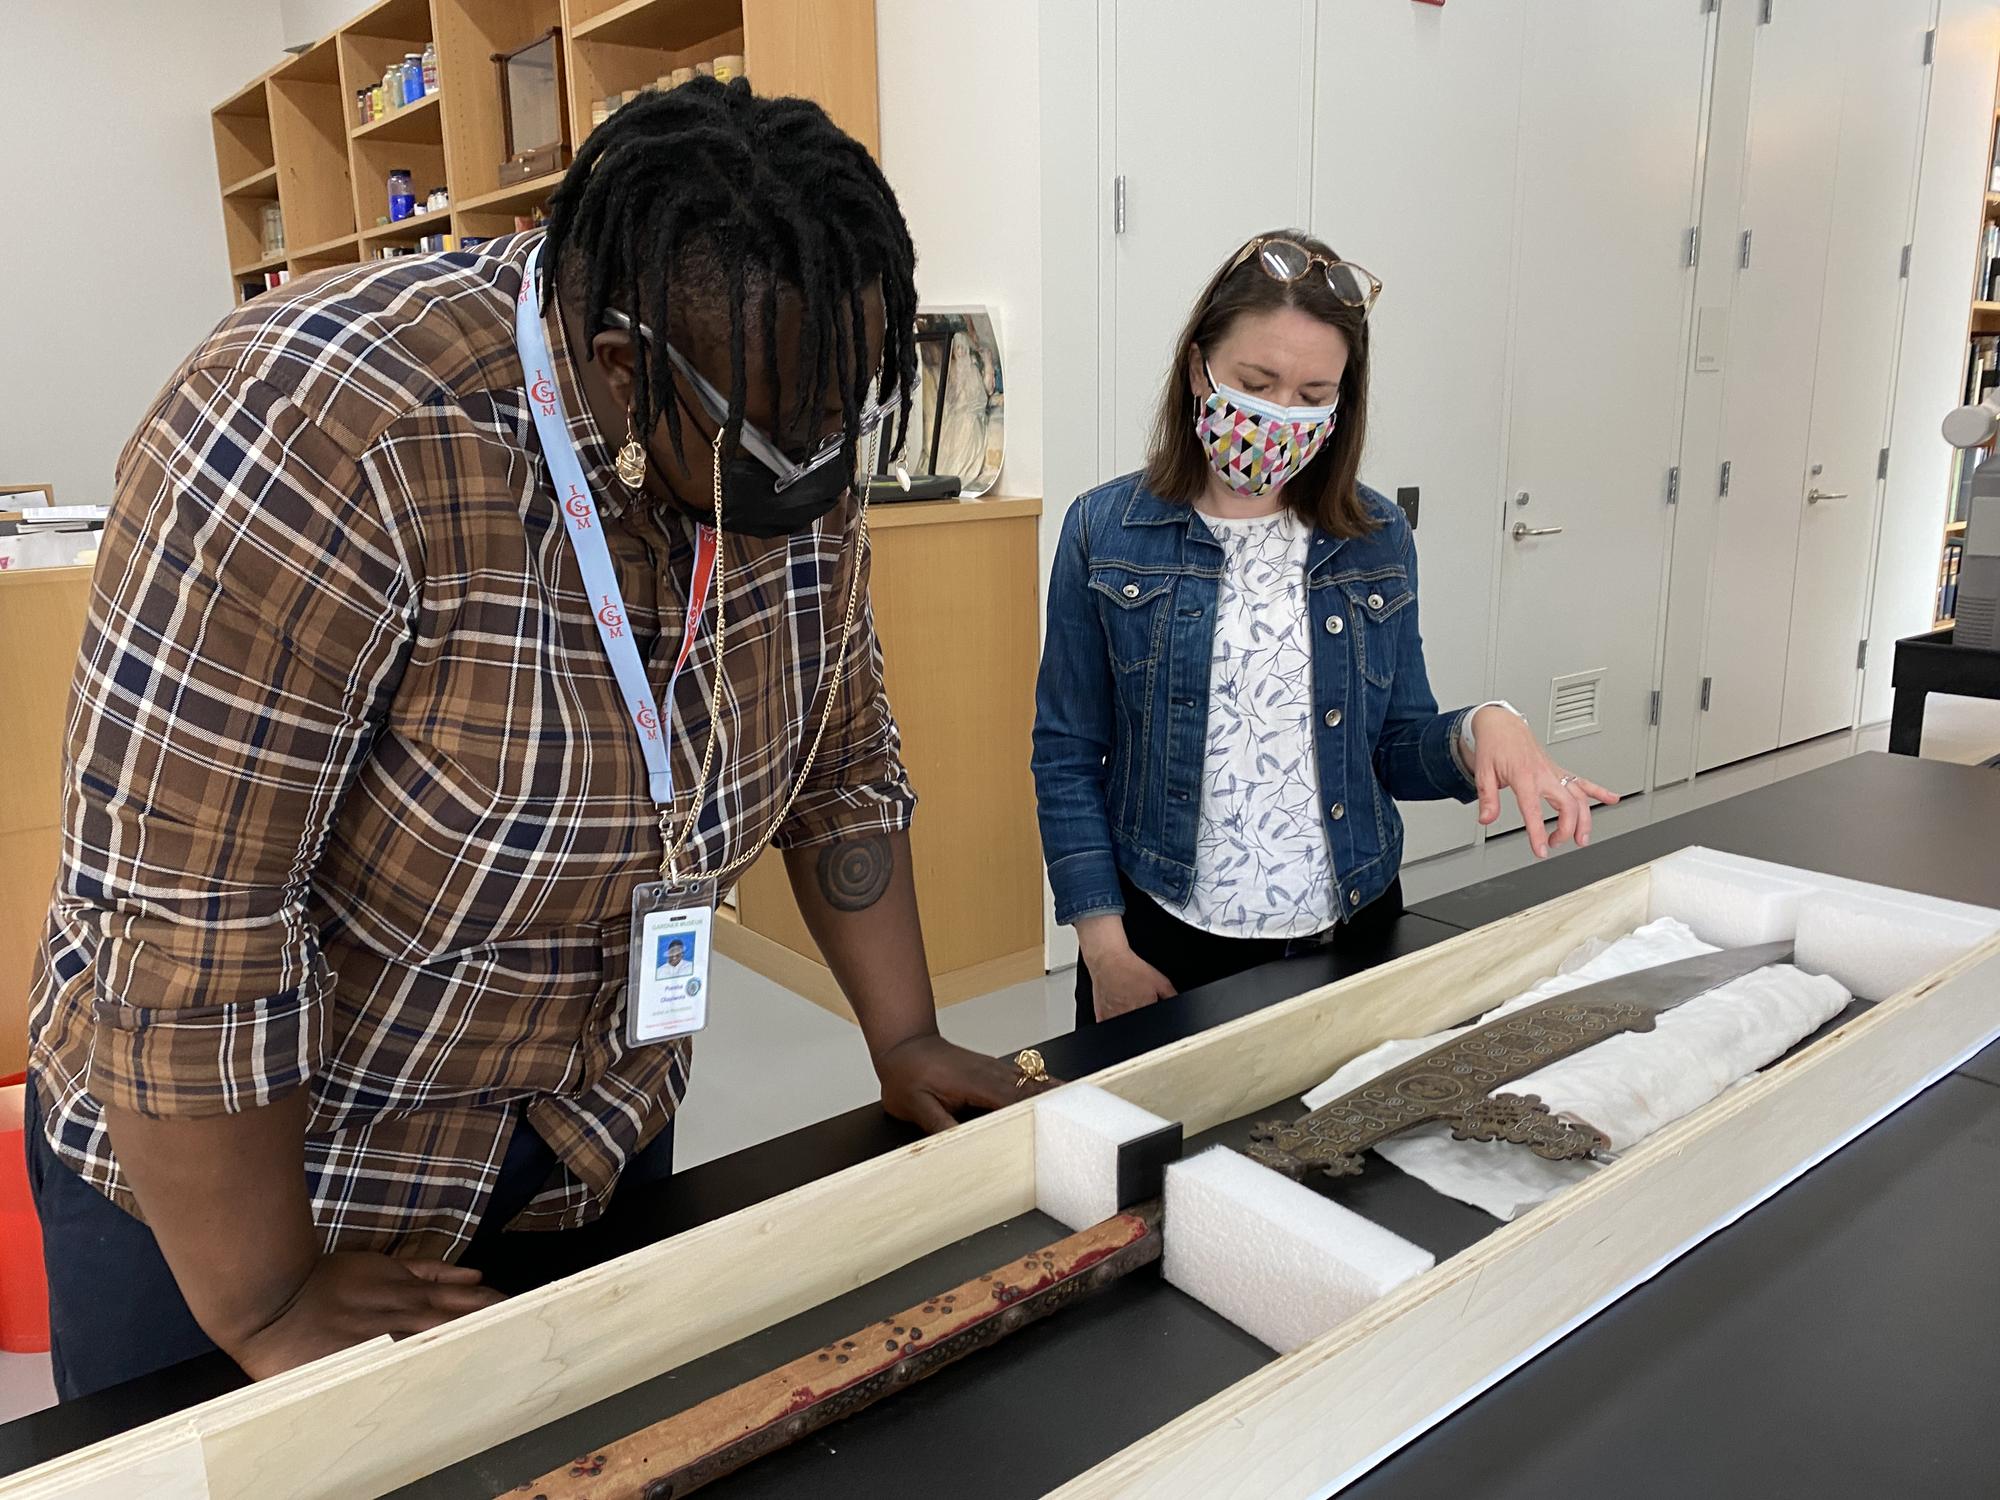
[713,448,853,539]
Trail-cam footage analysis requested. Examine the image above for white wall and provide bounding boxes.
[280,0,361,48]
[0,1,286,505]
[875,1,1044,501]
[1868,0,2000,720]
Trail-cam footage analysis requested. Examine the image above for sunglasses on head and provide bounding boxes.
[603,309,901,493]
[1224,235,1382,315]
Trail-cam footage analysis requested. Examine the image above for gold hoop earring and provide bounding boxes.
[615,415,648,490]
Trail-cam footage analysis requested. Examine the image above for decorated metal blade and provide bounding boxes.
[1246,940,1796,1182]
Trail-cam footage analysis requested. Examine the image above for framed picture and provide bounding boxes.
[494,28,569,184]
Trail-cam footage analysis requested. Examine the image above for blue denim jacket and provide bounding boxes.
[1032,473,1477,926]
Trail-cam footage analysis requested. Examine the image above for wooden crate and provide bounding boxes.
[12,854,1998,1498]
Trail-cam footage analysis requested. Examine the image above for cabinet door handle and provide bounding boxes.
[1511,521,1564,539]
[1806,488,1848,504]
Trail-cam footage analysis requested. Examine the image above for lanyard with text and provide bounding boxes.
[514,244,716,810]
[516,245,716,1045]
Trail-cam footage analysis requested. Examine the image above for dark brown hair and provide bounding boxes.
[1143,228,1375,538]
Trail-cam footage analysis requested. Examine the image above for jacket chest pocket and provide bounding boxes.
[1088,569,1174,672]
[1338,574,1414,689]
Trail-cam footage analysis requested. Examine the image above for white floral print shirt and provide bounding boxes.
[1161,508,1336,938]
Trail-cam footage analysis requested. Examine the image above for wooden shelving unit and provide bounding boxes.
[216,0,878,305]
[350,89,443,141]
[222,165,281,199]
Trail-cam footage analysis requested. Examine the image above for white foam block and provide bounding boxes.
[1034,1083,1174,1232]
[1162,1147,1434,1353]
[1796,891,1999,1002]
[1649,847,2000,1003]
[1646,850,1815,948]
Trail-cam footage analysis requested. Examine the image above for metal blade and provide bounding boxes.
[1551,939,1795,1016]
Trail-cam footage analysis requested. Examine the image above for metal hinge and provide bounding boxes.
[1719,460,1732,497]
[1649,690,1662,727]
[1700,677,1713,711]
[1113,176,1127,235]
[1760,0,1773,23]
[1923,28,1936,64]
[1700,0,1716,13]
[1739,229,1753,269]
[1686,226,1701,267]
[1857,639,1869,670]
[1879,446,1891,480]
[1900,243,1913,278]
[1667,466,1681,506]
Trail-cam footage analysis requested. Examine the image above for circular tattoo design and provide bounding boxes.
[817,834,893,912]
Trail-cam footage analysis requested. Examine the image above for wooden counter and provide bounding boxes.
[719,497,1047,1013]
[0,566,92,1074]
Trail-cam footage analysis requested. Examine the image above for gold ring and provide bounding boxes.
[1014,1048,1047,1089]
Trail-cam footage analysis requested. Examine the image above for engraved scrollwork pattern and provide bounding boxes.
[1247,995,1644,1182]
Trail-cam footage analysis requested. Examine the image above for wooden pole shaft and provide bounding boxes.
[507,1202,1164,1500]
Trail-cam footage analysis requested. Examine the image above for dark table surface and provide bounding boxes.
[4,750,1997,1498]
[1411,751,2000,928]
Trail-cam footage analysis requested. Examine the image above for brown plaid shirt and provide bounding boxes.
[28,232,913,1257]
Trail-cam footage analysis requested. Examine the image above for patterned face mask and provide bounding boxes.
[1193,361,1339,497]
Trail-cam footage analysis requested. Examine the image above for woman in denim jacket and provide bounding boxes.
[1034,231,1616,1026]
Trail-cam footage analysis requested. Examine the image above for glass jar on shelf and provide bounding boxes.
[261,202,285,257]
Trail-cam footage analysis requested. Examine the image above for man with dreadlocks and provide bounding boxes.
[25,79,1035,1399]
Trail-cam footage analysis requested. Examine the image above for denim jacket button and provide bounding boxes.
[1122,583,1141,599]
[1330,802,1345,821]
[1349,888,1363,905]
[1325,615,1344,635]
[1367,592,1384,610]
[1324,708,1343,728]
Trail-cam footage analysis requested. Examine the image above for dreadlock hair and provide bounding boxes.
[539,76,919,482]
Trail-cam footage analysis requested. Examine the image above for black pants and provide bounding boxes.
[1075,872,1405,1028]
[24,1076,674,1401]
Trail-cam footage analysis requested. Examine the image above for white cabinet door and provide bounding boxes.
[1700,0,1935,767]
[1780,0,1933,745]
[1308,0,1527,859]
[1493,0,1711,803]
[1697,3,1849,772]
[1108,0,1315,476]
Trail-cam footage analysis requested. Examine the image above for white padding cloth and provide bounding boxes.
[1300,917,1850,1220]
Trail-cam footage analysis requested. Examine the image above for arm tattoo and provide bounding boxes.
[815,834,893,913]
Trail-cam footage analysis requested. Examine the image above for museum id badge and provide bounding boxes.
[627,882,716,1047]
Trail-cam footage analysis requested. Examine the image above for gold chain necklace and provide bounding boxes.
[655,428,871,888]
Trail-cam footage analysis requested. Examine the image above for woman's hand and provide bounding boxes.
[1076,915,1177,1022]
[875,1034,1056,1133]
[1469,705,1620,858]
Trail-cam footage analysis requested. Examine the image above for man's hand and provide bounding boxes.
[785,830,1064,1133]
[874,1034,1055,1134]
[1076,913,1177,1022]
[105,1095,507,1381]
[227,1252,504,1378]
[1469,705,1620,858]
